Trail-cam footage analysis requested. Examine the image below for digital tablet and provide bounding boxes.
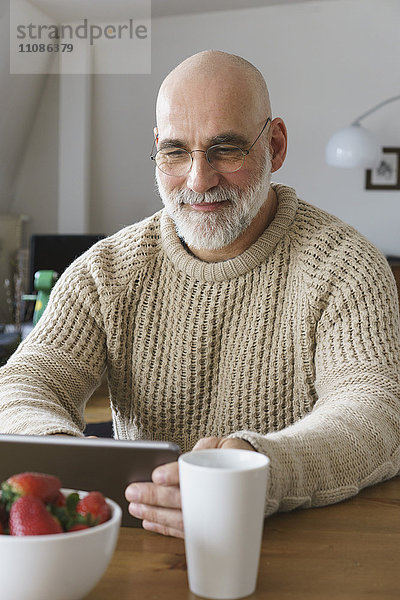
[0,434,180,527]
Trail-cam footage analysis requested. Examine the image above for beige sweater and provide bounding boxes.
[1,184,400,515]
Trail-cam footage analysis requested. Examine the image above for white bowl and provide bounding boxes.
[0,489,122,600]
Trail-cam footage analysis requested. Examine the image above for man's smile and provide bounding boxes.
[187,200,229,211]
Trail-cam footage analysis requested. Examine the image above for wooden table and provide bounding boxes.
[85,379,112,424]
[85,475,400,600]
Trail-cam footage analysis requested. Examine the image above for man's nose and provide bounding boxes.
[185,151,220,194]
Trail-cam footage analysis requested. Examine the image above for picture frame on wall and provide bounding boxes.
[365,147,400,191]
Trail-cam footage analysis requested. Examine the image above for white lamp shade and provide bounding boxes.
[325,125,381,168]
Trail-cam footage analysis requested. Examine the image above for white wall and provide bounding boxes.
[0,3,47,214]
[12,75,59,237]
[14,0,400,254]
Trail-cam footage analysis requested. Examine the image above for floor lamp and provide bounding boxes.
[326,95,400,169]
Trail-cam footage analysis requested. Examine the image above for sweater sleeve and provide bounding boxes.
[0,259,107,436]
[229,240,400,516]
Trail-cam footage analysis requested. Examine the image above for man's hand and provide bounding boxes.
[125,437,255,538]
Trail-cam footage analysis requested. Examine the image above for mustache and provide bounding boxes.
[173,186,241,206]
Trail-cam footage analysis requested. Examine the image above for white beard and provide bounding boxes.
[156,152,272,251]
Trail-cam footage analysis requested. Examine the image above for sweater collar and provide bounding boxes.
[160,183,298,282]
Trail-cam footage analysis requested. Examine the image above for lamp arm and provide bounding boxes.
[352,94,400,125]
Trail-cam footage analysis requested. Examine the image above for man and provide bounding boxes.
[1,51,399,539]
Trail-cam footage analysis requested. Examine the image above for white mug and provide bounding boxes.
[179,448,269,600]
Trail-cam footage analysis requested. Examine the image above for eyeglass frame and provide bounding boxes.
[150,116,271,176]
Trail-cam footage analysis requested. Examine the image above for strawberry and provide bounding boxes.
[10,495,63,536]
[76,491,111,526]
[52,490,66,507]
[1,472,61,512]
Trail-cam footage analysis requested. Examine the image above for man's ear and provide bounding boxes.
[269,118,287,173]
[153,127,159,143]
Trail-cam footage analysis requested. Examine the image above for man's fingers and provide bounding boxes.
[125,481,181,509]
[191,436,255,451]
[152,461,180,485]
[142,519,184,539]
[192,436,222,450]
[128,503,184,536]
[218,438,256,451]
[125,462,183,538]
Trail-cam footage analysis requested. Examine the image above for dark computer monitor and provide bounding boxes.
[28,234,105,292]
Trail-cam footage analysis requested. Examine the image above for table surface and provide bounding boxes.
[84,475,400,600]
[85,380,112,423]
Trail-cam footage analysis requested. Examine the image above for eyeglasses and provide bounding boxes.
[150,117,271,177]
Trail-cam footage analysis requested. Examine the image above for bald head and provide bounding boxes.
[157,51,271,122]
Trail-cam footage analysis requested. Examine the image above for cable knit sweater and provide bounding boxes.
[1,183,400,515]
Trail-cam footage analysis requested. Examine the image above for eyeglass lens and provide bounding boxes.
[155,144,245,176]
